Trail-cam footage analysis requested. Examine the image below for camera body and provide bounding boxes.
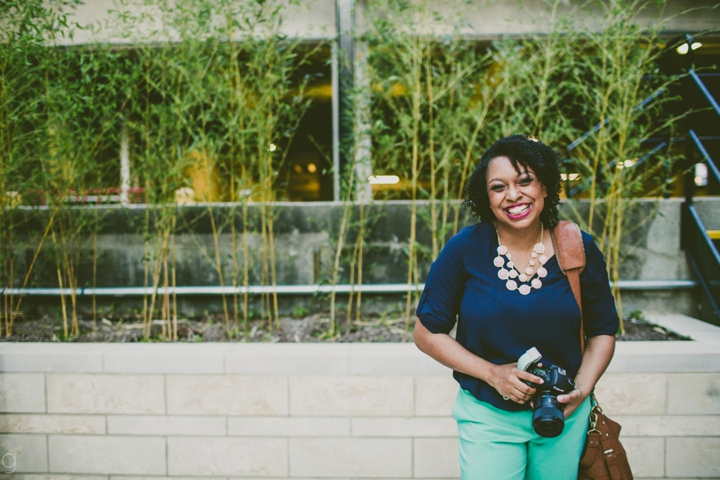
[519,347,576,438]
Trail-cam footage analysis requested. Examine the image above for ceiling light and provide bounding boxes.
[368,175,400,185]
[307,163,317,173]
[694,163,708,187]
[676,42,702,55]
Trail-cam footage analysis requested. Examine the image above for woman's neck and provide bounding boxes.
[494,220,543,251]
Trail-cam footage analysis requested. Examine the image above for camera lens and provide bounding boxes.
[532,393,565,438]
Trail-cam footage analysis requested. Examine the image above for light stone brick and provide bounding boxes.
[110,478,217,480]
[667,374,720,415]
[109,478,222,480]
[107,415,226,436]
[623,437,664,478]
[12,476,108,480]
[612,341,720,373]
[228,417,349,437]
[109,475,225,480]
[289,438,412,477]
[103,344,231,374]
[0,414,105,434]
[352,417,456,437]
[166,376,287,415]
[613,415,720,437]
[666,437,720,478]
[0,434,48,473]
[0,374,45,413]
[46,374,164,414]
[225,343,350,374]
[594,374,666,414]
[348,344,449,375]
[290,376,413,416]
[415,377,457,416]
[413,438,460,478]
[0,343,111,373]
[168,437,287,476]
[48,435,166,475]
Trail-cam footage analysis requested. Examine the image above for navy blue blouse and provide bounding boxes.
[416,221,619,411]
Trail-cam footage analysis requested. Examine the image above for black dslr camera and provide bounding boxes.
[518,347,576,438]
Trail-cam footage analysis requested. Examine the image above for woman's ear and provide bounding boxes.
[542,184,548,198]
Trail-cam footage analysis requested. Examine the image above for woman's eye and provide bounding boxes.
[519,177,533,185]
[490,185,504,192]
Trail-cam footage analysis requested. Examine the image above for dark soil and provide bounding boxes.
[616,315,689,341]
[0,310,689,343]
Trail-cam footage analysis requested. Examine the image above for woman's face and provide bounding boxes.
[486,156,547,231]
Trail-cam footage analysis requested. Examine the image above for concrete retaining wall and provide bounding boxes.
[11,198,720,316]
[0,313,719,478]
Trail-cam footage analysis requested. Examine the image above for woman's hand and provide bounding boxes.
[557,388,588,418]
[488,363,544,404]
[558,334,616,418]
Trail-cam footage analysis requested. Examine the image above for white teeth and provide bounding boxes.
[507,205,529,215]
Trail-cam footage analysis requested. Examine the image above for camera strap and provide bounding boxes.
[550,220,586,352]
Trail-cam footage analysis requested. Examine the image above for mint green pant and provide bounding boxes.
[452,389,591,480]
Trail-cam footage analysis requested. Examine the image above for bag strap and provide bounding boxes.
[550,220,586,352]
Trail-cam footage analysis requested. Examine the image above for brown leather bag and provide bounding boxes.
[552,221,633,480]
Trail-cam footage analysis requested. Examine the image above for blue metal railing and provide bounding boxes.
[563,45,720,323]
[682,60,720,324]
[684,204,720,325]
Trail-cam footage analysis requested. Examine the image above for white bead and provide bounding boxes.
[525,266,534,275]
[519,284,531,295]
[498,268,509,280]
[508,269,518,279]
[493,256,505,267]
[506,280,517,291]
[534,243,545,254]
[532,278,542,289]
[531,251,538,257]
[529,260,536,266]
[519,273,528,282]
[497,245,508,255]
[539,255,549,265]
[507,261,514,269]
[537,267,547,278]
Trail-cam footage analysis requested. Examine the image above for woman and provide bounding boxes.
[414,134,618,480]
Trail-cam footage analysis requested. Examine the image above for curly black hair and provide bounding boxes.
[462,134,562,227]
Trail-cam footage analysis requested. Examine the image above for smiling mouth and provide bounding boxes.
[505,204,530,217]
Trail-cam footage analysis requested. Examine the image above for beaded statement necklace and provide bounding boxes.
[494,224,549,295]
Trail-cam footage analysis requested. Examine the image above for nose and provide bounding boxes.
[506,184,522,202]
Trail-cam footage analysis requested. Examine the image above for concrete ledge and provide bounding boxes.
[0,314,717,478]
[1,329,718,376]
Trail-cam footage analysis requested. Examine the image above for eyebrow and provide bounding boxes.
[487,172,533,183]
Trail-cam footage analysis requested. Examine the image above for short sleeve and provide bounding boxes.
[579,232,620,337]
[416,232,467,334]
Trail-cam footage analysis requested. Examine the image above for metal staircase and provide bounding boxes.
[564,36,720,325]
[682,67,720,325]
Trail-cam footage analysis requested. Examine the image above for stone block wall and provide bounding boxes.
[0,314,719,478]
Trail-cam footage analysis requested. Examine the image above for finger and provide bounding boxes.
[557,389,581,404]
[516,370,544,385]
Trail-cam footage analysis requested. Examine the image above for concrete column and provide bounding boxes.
[335,0,355,201]
[354,39,373,202]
